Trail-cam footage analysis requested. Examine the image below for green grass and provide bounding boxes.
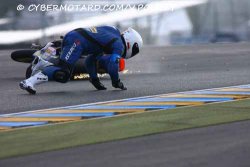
[1,99,250,159]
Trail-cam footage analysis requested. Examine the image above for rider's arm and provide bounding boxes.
[108,40,127,90]
[107,39,124,81]
[108,53,120,82]
[108,54,126,90]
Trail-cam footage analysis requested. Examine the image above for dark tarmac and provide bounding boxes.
[1,43,250,114]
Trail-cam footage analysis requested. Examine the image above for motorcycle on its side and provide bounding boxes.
[10,40,125,79]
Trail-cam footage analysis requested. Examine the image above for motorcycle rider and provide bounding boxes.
[19,26,143,94]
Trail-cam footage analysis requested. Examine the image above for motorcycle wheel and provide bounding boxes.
[11,50,36,63]
[25,65,32,79]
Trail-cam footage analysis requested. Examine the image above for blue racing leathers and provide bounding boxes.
[42,26,124,84]
[85,53,121,83]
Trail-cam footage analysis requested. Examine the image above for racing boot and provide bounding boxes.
[90,78,107,90]
[19,71,48,94]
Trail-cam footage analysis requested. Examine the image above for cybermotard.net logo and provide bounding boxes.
[65,40,80,61]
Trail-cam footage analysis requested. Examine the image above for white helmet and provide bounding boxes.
[122,27,143,59]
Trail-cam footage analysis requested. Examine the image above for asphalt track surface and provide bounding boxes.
[1,42,250,114]
[1,43,250,166]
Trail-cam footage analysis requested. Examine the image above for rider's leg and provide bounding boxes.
[19,71,48,94]
[20,31,84,94]
[42,35,84,83]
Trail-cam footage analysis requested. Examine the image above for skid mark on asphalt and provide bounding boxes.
[1,84,250,132]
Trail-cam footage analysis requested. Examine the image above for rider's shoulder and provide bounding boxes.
[98,25,120,32]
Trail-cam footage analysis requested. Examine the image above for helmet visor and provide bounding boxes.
[131,43,139,57]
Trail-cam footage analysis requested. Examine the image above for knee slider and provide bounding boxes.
[53,69,70,83]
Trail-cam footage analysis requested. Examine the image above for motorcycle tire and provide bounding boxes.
[25,65,32,79]
[11,50,36,63]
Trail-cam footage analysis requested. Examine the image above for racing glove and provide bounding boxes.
[90,78,107,90]
[112,79,127,90]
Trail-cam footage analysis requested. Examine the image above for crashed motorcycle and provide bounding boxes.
[10,40,125,79]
